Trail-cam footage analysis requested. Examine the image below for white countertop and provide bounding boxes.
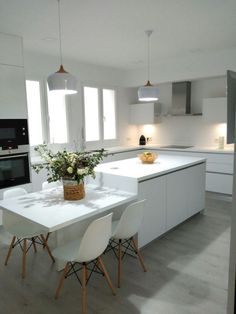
[0,183,136,232]
[30,144,234,165]
[96,155,206,181]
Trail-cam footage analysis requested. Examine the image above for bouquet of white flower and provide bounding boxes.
[32,145,106,185]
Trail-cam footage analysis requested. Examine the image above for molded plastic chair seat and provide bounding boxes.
[53,213,115,314]
[109,199,147,287]
[52,238,82,263]
[3,187,55,278]
[5,221,46,239]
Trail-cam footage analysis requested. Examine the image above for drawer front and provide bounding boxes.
[206,173,233,194]
[204,153,234,164]
[206,163,234,174]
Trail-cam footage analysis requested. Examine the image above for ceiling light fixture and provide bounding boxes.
[47,0,77,95]
[138,30,158,102]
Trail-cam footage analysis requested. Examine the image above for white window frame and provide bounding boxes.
[82,83,118,149]
[25,77,70,147]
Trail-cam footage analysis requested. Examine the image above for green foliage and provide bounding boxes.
[32,145,106,184]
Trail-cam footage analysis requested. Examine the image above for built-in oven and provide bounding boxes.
[0,119,29,150]
[0,153,30,188]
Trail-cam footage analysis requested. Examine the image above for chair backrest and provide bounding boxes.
[3,187,27,199]
[112,199,146,240]
[77,213,113,263]
[3,188,28,229]
[42,181,61,190]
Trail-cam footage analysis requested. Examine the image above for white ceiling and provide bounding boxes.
[0,0,236,70]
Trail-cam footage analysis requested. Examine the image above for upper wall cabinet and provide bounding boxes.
[202,97,226,123]
[0,32,27,118]
[0,33,23,66]
[129,102,160,125]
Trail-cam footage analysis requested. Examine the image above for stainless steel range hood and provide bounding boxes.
[171,81,202,116]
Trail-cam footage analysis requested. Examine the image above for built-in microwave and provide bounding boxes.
[0,153,30,188]
[0,119,29,150]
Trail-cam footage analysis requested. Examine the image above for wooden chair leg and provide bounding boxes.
[4,236,16,266]
[40,234,55,263]
[55,262,70,299]
[32,237,37,253]
[98,256,116,296]
[43,232,51,249]
[82,263,87,314]
[22,239,27,279]
[131,237,147,272]
[118,239,122,288]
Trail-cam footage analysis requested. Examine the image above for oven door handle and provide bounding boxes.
[0,153,28,159]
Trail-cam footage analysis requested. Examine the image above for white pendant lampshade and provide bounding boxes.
[47,0,77,95]
[138,30,158,102]
[47,65,77,95]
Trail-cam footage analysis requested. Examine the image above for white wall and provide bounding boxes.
[124,47,236,86]
[127,77,229,147]
[24,51,135,151]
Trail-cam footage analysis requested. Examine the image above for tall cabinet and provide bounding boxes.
[0,32,28,119]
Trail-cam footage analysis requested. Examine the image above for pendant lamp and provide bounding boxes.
[47,0,77,95]
[138,30,158,101]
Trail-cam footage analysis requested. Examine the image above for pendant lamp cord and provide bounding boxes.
[57,0,63,66]
[145,30,153,83]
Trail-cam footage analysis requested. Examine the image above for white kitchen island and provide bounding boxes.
[96,154,206,247]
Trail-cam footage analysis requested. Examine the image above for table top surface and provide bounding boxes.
[96,155,206,181]
[0,185,136,232]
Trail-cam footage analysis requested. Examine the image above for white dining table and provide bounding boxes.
[0,173,137,269]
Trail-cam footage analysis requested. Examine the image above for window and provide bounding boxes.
[47,89,68,144]
[83,86,117,143]
[26,80,69,146]
[25,80,43,146]
[102,89,116,140]
[84,87,100,142]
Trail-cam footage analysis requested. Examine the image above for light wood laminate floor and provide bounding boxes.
[0,192,231,314]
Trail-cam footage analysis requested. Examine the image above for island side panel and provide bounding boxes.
[138,176,166,248]
[137,162,206,248]
[166,162,206,231]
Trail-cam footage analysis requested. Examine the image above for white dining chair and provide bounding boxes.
[3,187,55,278]
[42,181,61,190]
[52,212,115,314]
[109,199,147,287]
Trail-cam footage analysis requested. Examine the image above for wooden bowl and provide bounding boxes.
[138,152,158,164]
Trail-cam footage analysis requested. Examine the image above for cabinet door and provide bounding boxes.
[138,176,166,248]
[166,163,205,230]
[0,33,23,66]
[166,170,188,231]
[206,173,233,194]
[129,103,157,124]
[186,163,205,217]
[0,64,27,118]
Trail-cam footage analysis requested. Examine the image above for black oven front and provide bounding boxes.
[0,153,30,189]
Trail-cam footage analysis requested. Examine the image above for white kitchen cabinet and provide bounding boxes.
[0,33,23,66]
[129,102,160,124]
[153,149,234,194]
[166,163,205,231]
[202,97,227,122]
[0,64,28,118]
[138,176,166,247]
[206,172,233,194]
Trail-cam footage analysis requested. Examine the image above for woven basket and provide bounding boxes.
[63,181,85,201]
